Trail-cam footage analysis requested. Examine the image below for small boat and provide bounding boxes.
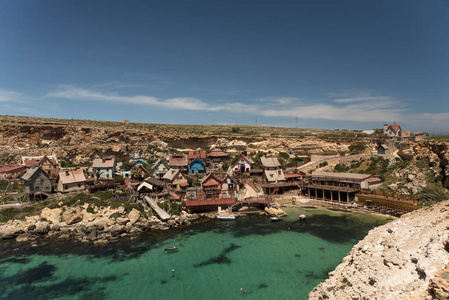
[164,246,179,251]
[218,214,236,220]
[270,216,282,222]
[299,214,307,221]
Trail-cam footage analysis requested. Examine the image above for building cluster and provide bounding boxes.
[4,123,417,208]
[0,146,302,205]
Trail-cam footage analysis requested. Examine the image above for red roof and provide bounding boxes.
[389,125,400,133]
[207,147,229,158]
[180,181,189,187]
[22,155,58,168]
[202,174,222,186]
[0,166,26,173]
[189,150,207,160]
[284,174,302,179]
[169,154,188,167]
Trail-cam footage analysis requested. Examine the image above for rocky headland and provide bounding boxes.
[309,200,449,300]
[0,204,201,244]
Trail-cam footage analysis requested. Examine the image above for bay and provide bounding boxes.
[0,207,391,300]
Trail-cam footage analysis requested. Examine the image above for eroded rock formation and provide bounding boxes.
[309,201,449,300]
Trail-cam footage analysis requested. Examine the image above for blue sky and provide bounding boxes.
[1,0,448,133]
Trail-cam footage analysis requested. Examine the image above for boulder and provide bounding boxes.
[63,207,83,225]
[0,226,22,239]
[41,207,62,224]
[34,221,50,234]
[16,232,33,242]
[50,224,60,231]
[116,217,130,225]
[265,207,287,216]
[128,209,141,225]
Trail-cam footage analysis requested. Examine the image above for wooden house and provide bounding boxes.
[92,157,116,179]
[189,158,206,174]
[263,169,286,184]
[137,177,166,198]
[57,169,86,193]
[162,168,189,193]
[208,146,229,163]
[132,159,148,167]
[231,153,254,174]
[260,157,281,170]
[221,174,238,198]
[21,155,60,179]
[0,165,27,179]
[189,150,207,160]
[383,122,402,139]
[151,159,169,179]
[377,144,389,155]
[260,156,286,184]
[201,173,222,199]
[22,167,52,195]
[168,154,188,172]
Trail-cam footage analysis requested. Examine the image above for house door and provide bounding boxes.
[240,164,245,173]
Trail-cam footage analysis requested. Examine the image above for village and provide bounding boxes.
[0,121,426,228]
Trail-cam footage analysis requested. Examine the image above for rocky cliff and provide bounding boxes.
[309,201,449,300]
[0,116,351,165]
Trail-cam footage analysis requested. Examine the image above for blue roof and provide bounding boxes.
[132,159,148,167]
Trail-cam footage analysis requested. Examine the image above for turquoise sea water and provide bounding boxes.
[0,208,391,300]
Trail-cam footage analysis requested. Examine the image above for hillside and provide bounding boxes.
[309,200,449,300]
[0,115,365,165]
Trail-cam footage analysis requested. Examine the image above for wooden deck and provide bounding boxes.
[144,196,171,221]
[355,192,421,214]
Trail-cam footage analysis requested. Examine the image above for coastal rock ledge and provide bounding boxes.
[309,200,449,300]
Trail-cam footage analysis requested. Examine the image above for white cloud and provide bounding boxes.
[41,85,449,132]
[46,87,258,113]
[0,89,23,102]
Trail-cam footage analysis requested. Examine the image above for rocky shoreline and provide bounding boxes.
[309,200,449,300]
[0,197,392,245]
[0,204,208,244]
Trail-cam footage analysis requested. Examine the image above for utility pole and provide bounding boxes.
[255,115,258,126]
[295,116,298,128]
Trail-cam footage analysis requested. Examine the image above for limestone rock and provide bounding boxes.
[116,217,129,225]
[128,208,141,225]
[63,207,83,225]
[34,221,50,234]
[41,207,62,224]
[264,207,287,216]
[309,200,449,300]
[16,232,33,242]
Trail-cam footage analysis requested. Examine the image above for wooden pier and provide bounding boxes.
[355,191,421,215]
[144,196,171,221]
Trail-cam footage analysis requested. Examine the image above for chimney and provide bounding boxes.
[65,171,69,176]
[243,151,247,157]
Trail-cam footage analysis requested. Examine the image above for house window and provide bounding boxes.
[228,184,234,189]
[78,183,81,187]
[64,185,68,189]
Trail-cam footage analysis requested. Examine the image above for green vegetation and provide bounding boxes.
[60,160,77,168]
[0,180,8,191]
[334,163,350,173]
[348,143,368,153]
[0,198,61,223]
[157,200,185,216]
[418,182,449,206]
